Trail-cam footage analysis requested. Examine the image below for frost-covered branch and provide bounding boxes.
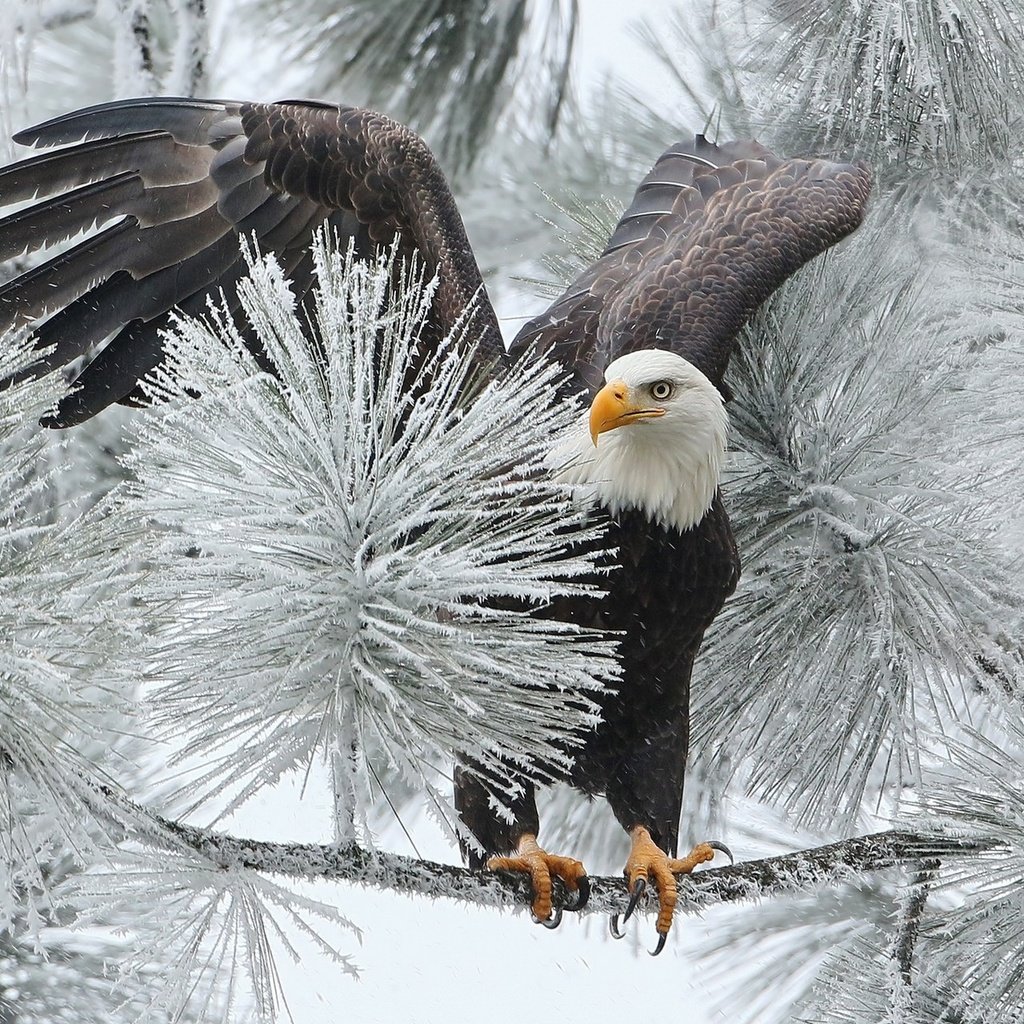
[13,0,96,32]
[890,859,939,988]
[187,828,997,918]
[169,0,208,94]
[82,786,1001,919]
[112,0,157,95]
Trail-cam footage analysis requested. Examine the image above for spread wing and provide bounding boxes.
[511,136,872,392]
[0,97,505,426]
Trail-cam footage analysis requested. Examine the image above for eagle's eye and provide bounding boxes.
[650,380,674,401]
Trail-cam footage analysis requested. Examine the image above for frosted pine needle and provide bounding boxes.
[100,233,614,834]
[913,715,1024,1023]
[0,331,161,1022]
[66,846,357,1023]
[760,0,1024,169]
[0,330,131,883]
[692,203,1024,829]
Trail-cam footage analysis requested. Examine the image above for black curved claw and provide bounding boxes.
[531,906,563,929]
[623,876,646,923]
[610,876,648,938]
[708,840,734,866]
[649,932,668,957]
[564,875,591,912]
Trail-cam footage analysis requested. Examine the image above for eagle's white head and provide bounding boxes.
[549,349,728,534]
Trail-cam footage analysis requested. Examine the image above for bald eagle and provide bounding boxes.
[0,99,871,952]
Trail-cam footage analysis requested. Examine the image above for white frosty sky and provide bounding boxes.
[214,1,736,1020]
[225,766,731,1024]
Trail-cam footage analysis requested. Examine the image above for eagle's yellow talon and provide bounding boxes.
[487,834,588,923]
[619,826,729,952]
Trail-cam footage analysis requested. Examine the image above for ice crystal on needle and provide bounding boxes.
[105,234,614,833]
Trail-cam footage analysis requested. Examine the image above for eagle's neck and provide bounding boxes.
[549,402,728,535]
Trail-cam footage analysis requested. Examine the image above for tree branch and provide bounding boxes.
[890,857,940,987]
[97,783,999,920]
[113,0,157,95]
[171,0,208,95]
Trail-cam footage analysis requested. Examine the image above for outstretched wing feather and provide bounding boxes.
[0,173,144,263]
[511,136,870,391]
[0,97,503,424]
[13,97,232,147]
[0,131,210,203]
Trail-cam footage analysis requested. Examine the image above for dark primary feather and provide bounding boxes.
[512,135,871,393]
[0,97,504,425]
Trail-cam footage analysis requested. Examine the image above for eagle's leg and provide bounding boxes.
[612,825,731,954]
[454,763,590,926]
[487,834,590,925]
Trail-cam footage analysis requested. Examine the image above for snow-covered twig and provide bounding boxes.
[88,781,1000,920]
[112,0,157,95]
[13,0,96,33]
[890,859,939,988]
[170,0,208,94]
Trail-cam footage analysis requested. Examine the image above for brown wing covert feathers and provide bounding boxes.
[512,136,871,392]
[239,103,504,368]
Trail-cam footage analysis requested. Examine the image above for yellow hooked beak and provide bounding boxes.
[588,379,666,446]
